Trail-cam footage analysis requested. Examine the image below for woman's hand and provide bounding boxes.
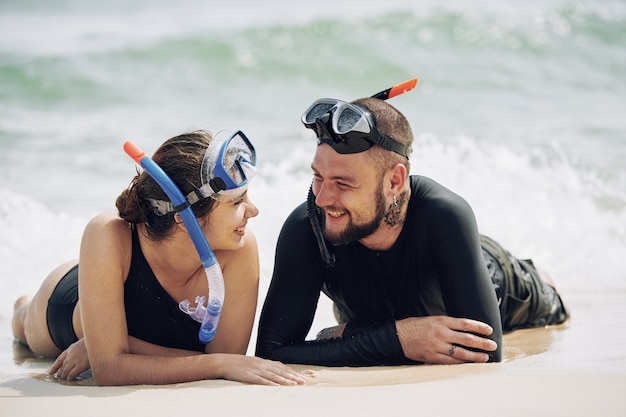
[49,338,90,380]
[222,355,307,386]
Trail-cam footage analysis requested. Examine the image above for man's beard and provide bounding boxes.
[323,187,387,245]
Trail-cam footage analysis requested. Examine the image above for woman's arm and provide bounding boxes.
[128,336,203,357]
[78,214,304,386]
[49,334,202,381]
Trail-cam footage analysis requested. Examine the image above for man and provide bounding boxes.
[256,83,569,366]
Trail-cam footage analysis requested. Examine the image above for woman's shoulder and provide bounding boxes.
[81,213,132,257]
[85,212,127,228]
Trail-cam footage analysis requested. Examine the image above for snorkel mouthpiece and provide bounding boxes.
[124,140,225,344]
[198,271,223,342]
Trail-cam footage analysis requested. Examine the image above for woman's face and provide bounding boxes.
[203,190,259,251]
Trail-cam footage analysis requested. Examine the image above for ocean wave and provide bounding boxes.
[0,0,624,313]
[408,132,626,289]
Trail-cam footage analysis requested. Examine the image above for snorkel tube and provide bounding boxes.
[123,141,224,344]
[370,77,418,100]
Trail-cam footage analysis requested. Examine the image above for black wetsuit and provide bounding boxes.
[256,176,503,366]
[46,226,206,352]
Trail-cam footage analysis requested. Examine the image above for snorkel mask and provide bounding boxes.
[199,130,257,202]
[148,130,257,216]
[124,129,257,344]
[301,78,417,158]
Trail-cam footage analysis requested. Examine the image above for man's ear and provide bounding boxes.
[388,163,408,195]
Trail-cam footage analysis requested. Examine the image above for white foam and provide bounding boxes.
[0,188,88,321]
[410,133,626,291]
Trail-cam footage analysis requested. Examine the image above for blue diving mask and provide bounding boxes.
[149,130,257,215]
[198,129,257,202]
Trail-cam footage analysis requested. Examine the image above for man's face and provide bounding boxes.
[311,144,387,245]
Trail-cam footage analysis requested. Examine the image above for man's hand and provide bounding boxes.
[396,316,497,364]
[49,338,90,380]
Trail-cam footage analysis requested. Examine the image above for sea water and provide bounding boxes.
[1,0,625,341]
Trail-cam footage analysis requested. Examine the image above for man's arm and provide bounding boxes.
[418,191,503,362]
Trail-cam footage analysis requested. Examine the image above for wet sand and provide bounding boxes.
[1,289,625,416]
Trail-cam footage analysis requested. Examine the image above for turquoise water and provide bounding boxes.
[1,0,625,323]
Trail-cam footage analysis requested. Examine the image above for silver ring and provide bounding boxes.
[448,344,457,356]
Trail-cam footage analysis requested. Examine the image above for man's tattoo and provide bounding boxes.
[384,191,407,227]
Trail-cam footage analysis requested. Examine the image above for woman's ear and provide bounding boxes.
[174,213,188,232]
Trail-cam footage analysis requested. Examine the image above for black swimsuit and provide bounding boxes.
[46,265,80,350]
[123,226,206,352]
[46,226,206,352]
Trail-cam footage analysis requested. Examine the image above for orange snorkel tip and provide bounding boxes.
[370,77,419,100]
[123,140,146,165]
[388,77,418,99]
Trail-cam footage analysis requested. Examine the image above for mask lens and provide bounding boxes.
[223,149,246,184]
[336,106,362,134]
[305,102,336,124]
[220,131,256,186]
[225,132,255,176]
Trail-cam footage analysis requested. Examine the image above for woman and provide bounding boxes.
[11,130,306,386]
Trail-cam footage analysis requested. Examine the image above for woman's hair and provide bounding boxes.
[115,130,217,241]
[352,97,413,177]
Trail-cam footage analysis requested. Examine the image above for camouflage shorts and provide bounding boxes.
[480,235,569,331]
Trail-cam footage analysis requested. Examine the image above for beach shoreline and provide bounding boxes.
[1,289,625,416]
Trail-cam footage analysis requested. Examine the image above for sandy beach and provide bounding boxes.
[1,289,625,417]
